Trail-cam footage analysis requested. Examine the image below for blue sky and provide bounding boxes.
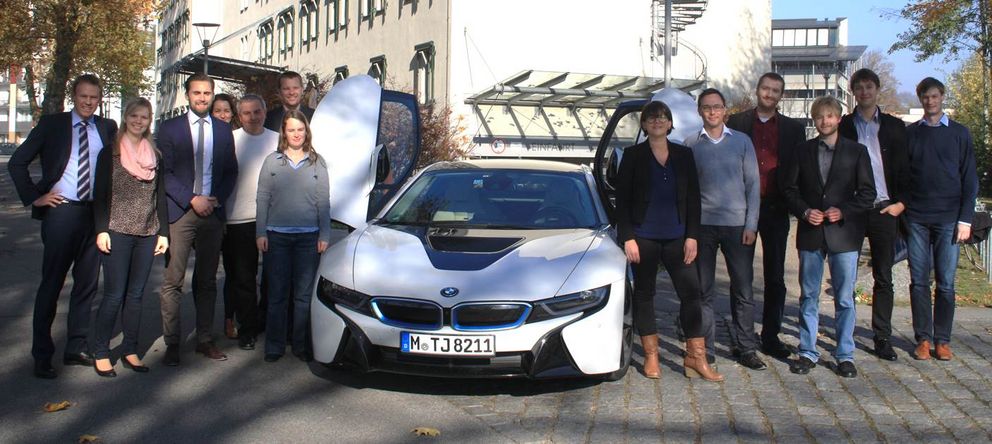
[773,0,961,94]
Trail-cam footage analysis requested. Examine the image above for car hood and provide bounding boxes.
[349,224,610,304]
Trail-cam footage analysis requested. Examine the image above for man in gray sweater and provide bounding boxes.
[685,88,764,370]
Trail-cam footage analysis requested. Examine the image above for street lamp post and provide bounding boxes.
[192,1,220,75]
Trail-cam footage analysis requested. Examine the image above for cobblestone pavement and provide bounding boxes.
[2,157,992,443]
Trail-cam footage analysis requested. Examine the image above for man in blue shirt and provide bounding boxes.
[904,77,978,361]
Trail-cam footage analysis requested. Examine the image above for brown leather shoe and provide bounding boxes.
[914,340,931,360]
[195,342,228,361]
[935,343,953,361]
[684,337,724,382]
[225,319,238,339]
[640,335,661,379]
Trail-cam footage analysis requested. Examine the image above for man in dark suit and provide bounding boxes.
[263,71,315,132]
[8,74,118,378]
[158,73,238,366]
[726,72,807,359]
[838,68,909,361]
[782,96,876,378]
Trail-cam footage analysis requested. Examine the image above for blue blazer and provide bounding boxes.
[157,114,238,223]
[7,112,118,220]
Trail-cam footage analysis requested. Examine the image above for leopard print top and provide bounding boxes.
[108,157,159,236]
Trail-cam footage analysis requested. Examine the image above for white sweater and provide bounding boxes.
[226,128,280,224]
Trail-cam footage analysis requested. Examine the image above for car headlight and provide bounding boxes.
[527,285,610,323]
[317,277,373,316]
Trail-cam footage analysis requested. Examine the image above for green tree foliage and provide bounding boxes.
[0,0,158,117]
[948,55,992,195]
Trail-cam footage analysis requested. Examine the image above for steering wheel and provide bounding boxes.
[532,206,579,227]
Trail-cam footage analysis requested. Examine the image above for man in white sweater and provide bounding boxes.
[223,94,279,350]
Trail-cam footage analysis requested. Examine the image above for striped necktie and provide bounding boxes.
[77,120,91,200]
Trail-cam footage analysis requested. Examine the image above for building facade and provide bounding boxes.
[770,18,866,134]
[155,0,772,159]
[1,67,37,144]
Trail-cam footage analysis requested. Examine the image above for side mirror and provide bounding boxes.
[375,144,391,183]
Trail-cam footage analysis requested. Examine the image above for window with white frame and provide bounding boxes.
[277,10,294,59]
[258,20,274,63]
[373,0,384,14]
[359,0,371,20]
[413,42,435,104]
[300,0,318,52]
[334,65,349,84]
[337,0,348,31]
[368,55,386,85]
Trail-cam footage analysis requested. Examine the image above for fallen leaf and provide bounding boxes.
[411,427,441,437]
[43,401,71,413]
[78,435,100,443]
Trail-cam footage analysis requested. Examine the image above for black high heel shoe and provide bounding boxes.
[93,360,117,378]
[121,356,150,373]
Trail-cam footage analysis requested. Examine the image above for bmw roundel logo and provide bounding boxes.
[440,287,459,297]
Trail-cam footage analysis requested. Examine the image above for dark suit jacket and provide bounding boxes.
[157,114,238,223]
[838,109,910,205]
[781,137,876,253]
[726,109,806,199]
[92,147,169,237]
[614,140,701,243]
[7,112,118,220]
[264,105,315,132]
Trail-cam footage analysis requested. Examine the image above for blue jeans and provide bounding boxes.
[797,249,858,363]
[907,221,959,344]
[93,232,157,360]
[264,231,319,356]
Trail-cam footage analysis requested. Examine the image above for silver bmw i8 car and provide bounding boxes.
[308,75,702,379]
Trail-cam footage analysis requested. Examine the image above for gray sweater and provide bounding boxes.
[684,128,760,231]
[255,151,331,242]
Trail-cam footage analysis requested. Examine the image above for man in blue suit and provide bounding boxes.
[8,74,118,379]
[158,73,238,366]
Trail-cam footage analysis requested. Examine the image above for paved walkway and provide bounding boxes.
[2,157,992,443]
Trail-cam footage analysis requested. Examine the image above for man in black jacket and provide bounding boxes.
[264,71,315,132]
[726,72,807,359]
[838,68,909,361]
[8,74,118,378]
[782,96,876,378]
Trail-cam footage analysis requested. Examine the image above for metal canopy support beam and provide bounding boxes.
[509,71,570,104]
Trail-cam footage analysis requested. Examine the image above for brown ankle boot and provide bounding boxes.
[684,337,724,382]
[640,335,661,379]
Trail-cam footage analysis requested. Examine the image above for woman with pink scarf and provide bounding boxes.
[91,98,169,377]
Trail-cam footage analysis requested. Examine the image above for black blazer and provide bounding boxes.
[157,114,238,223]
[838,109,910,205]
[726,109,806,199]
[92,146,169,237]
[614,140,701,243]
[264,105,315,132]
[7,112,117,220]
[781,137,876,253]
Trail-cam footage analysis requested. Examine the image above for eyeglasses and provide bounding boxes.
[700,105,726,112]
[644,116,670,123]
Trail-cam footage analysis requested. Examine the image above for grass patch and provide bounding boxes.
[956,245,992,307]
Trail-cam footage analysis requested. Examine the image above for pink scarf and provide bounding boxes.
[120,136,157,181]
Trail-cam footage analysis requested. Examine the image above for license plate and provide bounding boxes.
[400,332,495,356]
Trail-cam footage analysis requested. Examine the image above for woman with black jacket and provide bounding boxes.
[91,98,169,377]
[614,101,722,382]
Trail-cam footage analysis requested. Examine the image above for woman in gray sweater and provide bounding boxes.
[255,109,330,362]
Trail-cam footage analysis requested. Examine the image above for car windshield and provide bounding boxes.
[380,169,602,229]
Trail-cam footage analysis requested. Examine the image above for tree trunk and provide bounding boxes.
[23,64,41,123]
[40,2,82,116]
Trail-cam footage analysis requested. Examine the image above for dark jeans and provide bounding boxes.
[93,232,156,360]
[264,231,319,356]
[631,236,703,337]
[33,203,99,360]
[697,225,758,355]
[866,210,898,340]
[222,222,260,337]
[756,198,790,346]
[907,221,959,344]
[160,210,225,345]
